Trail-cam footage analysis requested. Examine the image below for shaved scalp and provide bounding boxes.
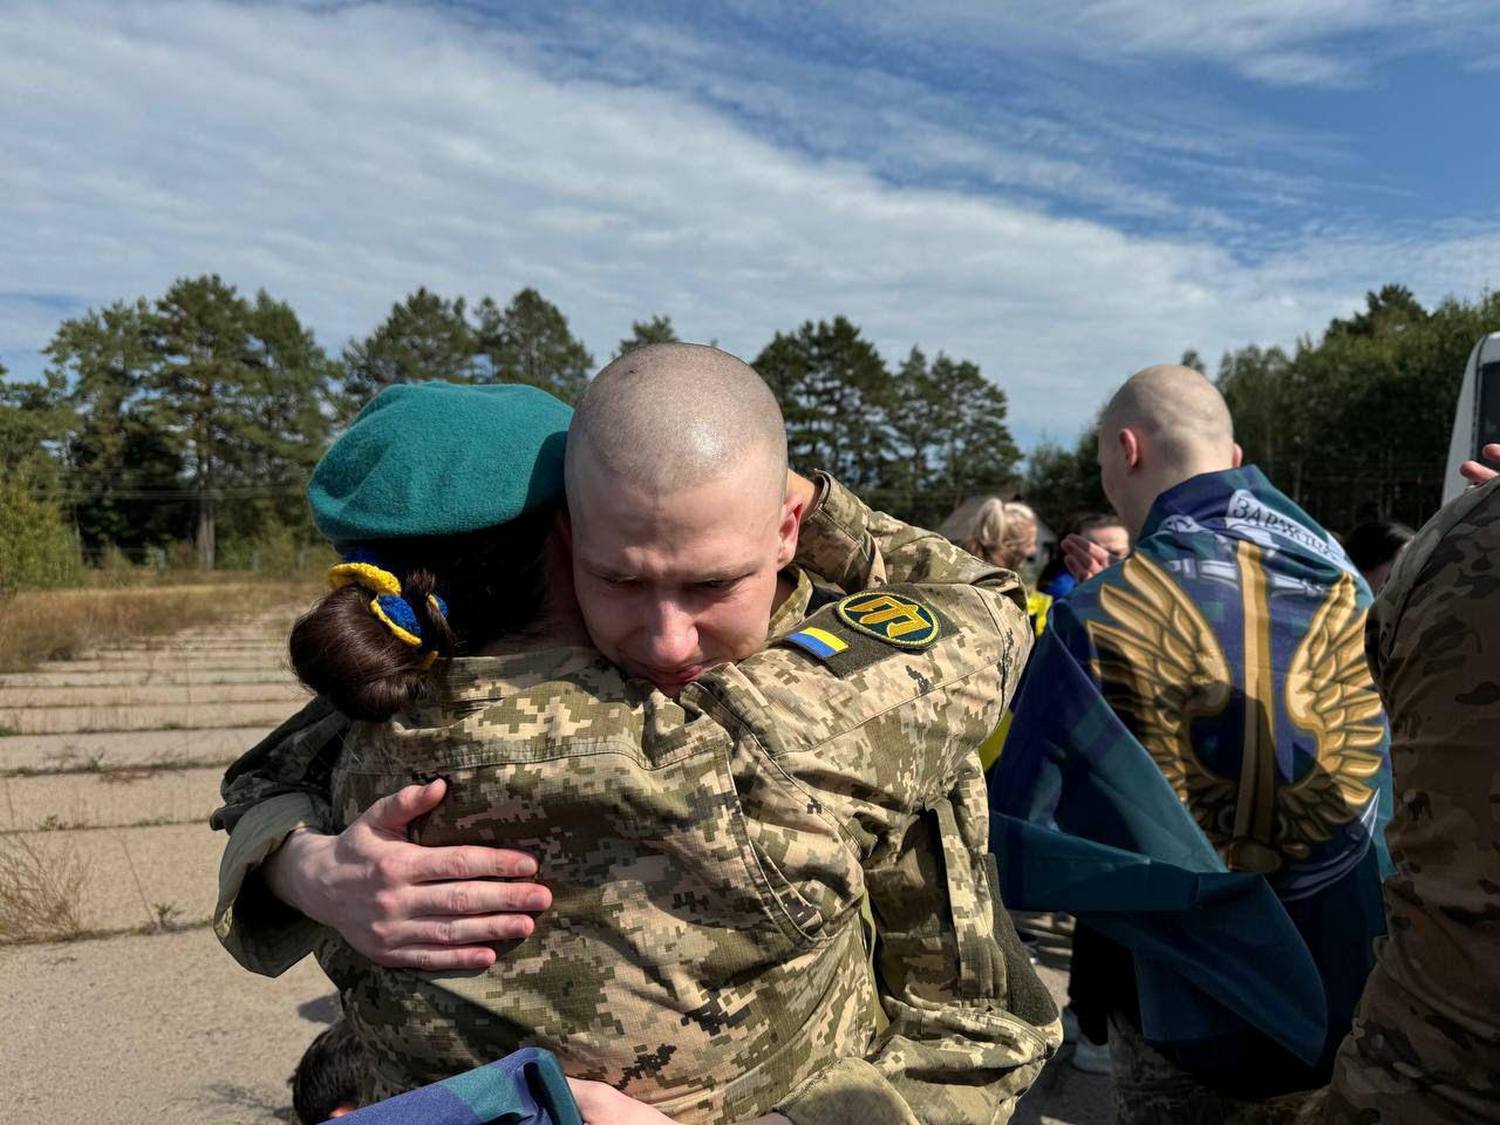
[566,343,788,506]
[1101,364,1235,469]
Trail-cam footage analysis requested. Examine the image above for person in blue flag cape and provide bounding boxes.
[990,365,1393,1122]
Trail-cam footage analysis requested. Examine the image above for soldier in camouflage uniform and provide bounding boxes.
[1320,475,1500,1124]
[214,363,1059,1123]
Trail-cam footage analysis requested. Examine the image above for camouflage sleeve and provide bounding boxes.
[210,697,349,976]
[1326,479,1500,1124]
[797,473,1026,616]
[706,516,1057,1122]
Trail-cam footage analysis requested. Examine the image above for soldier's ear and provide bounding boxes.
[776,494,800,568]
[1232,442,1244,468]
[1119,427,1142,471]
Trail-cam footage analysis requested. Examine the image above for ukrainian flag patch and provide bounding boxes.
[784,626,849,662]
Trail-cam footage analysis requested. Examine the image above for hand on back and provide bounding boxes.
[264,779,550,971]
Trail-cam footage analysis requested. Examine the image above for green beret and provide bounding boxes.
[308,381,573,545]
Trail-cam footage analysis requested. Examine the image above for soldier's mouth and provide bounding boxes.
[643,663,706,688]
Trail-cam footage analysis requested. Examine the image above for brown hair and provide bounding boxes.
[289,506,556,721]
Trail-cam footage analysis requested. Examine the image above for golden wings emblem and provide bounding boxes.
[1086,547,1384,874]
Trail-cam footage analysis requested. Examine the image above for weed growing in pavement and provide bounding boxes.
[4,754,232,780]
[0,835,90,942]
[98,765,162,785]
[153,901,182,931]
[0,725,16,737]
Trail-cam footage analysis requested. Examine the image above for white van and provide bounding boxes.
[1441,332,1500,506]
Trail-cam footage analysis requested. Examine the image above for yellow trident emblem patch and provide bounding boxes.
[835,592,941,650]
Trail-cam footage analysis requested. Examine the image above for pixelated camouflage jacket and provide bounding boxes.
[1322,476,1500,1125]
[212,475,1060,1125]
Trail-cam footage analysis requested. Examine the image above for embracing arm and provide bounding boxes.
[211,698,348,974]
[211,698,549,976]
[796,473,1022,606]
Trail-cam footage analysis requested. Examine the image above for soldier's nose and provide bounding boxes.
[643,602,698,666]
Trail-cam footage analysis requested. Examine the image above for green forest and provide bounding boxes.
[1,275,1496,593]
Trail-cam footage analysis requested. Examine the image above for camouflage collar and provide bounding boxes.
[768,566,814,639]
[437,646,620,698]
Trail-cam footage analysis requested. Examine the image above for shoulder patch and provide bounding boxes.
[783,626,850,662]
[835,592,941,650]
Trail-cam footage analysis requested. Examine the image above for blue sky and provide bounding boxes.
[2,0,1499,452]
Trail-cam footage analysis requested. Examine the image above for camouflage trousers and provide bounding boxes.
[1108,1015,1319,1125]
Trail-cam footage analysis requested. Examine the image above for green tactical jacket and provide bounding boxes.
[1323,477,1500,1125]
[212,475,1060,1124]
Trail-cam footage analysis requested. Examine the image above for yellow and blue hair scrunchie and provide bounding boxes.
[327,548,449,666]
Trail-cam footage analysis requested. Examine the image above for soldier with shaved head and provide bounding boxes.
[213,350,1058,1123]
[990,364,1393,1123]
[564,344,801,694]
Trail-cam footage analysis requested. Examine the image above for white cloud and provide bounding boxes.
[860,0,1500,87]
[1235,51,1362,88]
[1,1,1497,450]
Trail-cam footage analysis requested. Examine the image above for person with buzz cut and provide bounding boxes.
[213,345,1059,1124]
[990,364,1393,1124]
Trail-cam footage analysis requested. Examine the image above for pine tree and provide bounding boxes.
[754,317,891,490]
[145,275,333,567]
[340,288,475,416]
[616,314,679,357]
[477,288,594,403]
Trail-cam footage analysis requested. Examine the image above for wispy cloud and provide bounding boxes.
[1,1,1497,450]
[860,0,1500,86]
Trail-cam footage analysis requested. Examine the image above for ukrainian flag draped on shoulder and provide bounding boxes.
[989,466,1393,1094]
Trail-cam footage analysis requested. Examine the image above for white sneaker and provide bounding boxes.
[1070,1036,1111,1075]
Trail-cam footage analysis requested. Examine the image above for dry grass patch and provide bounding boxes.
[0,834,91,942]
[0,579,321,673]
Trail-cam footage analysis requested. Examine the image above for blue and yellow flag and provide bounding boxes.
[989,466,1393,1094]
[337,1047,581,1124]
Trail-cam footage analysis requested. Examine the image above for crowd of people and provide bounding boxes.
[211,347,1498,1124]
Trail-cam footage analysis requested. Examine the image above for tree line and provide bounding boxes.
[5,273,1493,586]
[1024,285,1500,537]
[0,276,1020,575]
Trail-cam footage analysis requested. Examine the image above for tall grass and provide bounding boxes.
[0,835,90,943]
[0,580,321,672]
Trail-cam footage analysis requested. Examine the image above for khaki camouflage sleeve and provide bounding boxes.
[713,514,1054,1122]
[775,765,1060,1125]
[209,697,348,975]
[1327,479,1500,1124]
[797,473,1023,612]
[214,793,330,976]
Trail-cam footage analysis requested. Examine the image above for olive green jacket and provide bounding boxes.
[1323,478,1500,1124]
